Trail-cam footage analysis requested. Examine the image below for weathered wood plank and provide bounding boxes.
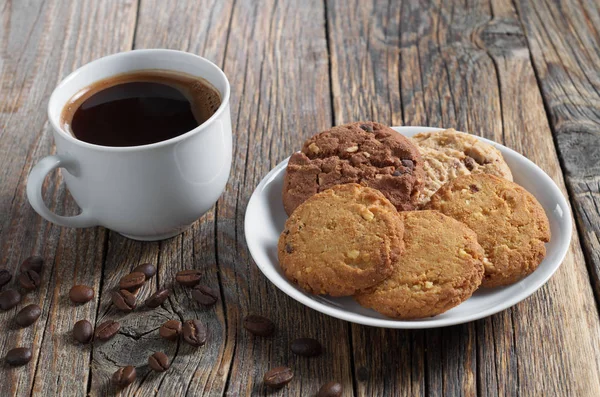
[217,1,353,395]
[327,0,600,395]
[92,0,351,396]
[515,0,600,312]
[0,0,137,396]
[488,0,600,394]
[89,0,235,395]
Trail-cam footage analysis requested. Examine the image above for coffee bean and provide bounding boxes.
[175,270,202,287]
[73,319,93,344]
[111,290,136,312]
[15,304,41,327]
[95,320,120,341]
[263,366,293,389]
[0,269,12,288]
[191,285,218,306]
[317,381,343,397]
[182,319,207,347]
[243,315,275,337]
[69,285,94,304]
[132,263,156,280]
[148,351,170,372]
[0,289,21,310]
[159,320,182,341]
[5,347,32,366]
[112,366,136,388]
[145,289,170,308]
[119,272,146,292]
[18,270,40,291]
[20,256,44,274]
[290,337,322,357]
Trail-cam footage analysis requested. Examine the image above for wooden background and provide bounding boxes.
[1,0,599,395]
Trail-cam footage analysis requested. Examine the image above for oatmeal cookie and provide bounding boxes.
[412,129,512,205]
[426,174,550,287]
[278,184,404,296]
[355,210,484,319]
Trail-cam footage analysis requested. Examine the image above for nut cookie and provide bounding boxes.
[412,129,512,205]
[278,184,404,296]
[355,210,484,319]
[283,121,423,215]
[426,174,550,288]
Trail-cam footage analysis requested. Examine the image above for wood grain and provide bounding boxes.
[326,0,600,395]
[91,0,353,395]
[216,1,353,395]
[1,0,599,395]
[0,0,137,396]
[515,0,600,307]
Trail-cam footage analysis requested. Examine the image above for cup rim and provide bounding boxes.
[47,49,231,152]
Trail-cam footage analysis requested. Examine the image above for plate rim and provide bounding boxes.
[244,126,572,329]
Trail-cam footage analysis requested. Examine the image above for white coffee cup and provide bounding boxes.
[26,49,232,241]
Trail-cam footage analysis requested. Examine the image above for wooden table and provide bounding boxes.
[1,0,599,395]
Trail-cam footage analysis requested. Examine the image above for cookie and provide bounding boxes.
[282,121,423,215]
[278,183,404,296]
[426,174,551,287]
[355,210,485,319]
[412,129,513,205]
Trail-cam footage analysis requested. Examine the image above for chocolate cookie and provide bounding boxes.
[278,184,404,296]
[282,121,423,215]
[412,129,513,206]
[356,210,485,319]
[426,174,551,287]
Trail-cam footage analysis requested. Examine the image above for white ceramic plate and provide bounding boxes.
[244,127,572,328]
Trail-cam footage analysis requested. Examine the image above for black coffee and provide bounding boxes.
[61,70,221,147]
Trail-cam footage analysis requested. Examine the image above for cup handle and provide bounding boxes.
[26,155,97,228]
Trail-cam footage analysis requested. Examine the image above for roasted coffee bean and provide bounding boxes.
[175,269,202,287]
[182,319,207,347]
[132,263,156,280]
[159,320,182,341]
[18,270,41,291]
[317,381,343,397]
[191,285,218,306]
[291,337,322,357]
[69,285,94,304]
[112,366,136,388]
[148,351,170,372]
[111,290,136,312]
[95,320,120,341]
[243,315,275,337]
[263,366,293,389]
[119,272,146,292]
[15,304,41,327]
[145,289,170,308]
[20,256,44,274]
[73,319,93,344]
[0,269,12,288]
[6,347,32,366]
[0,289,21,310]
